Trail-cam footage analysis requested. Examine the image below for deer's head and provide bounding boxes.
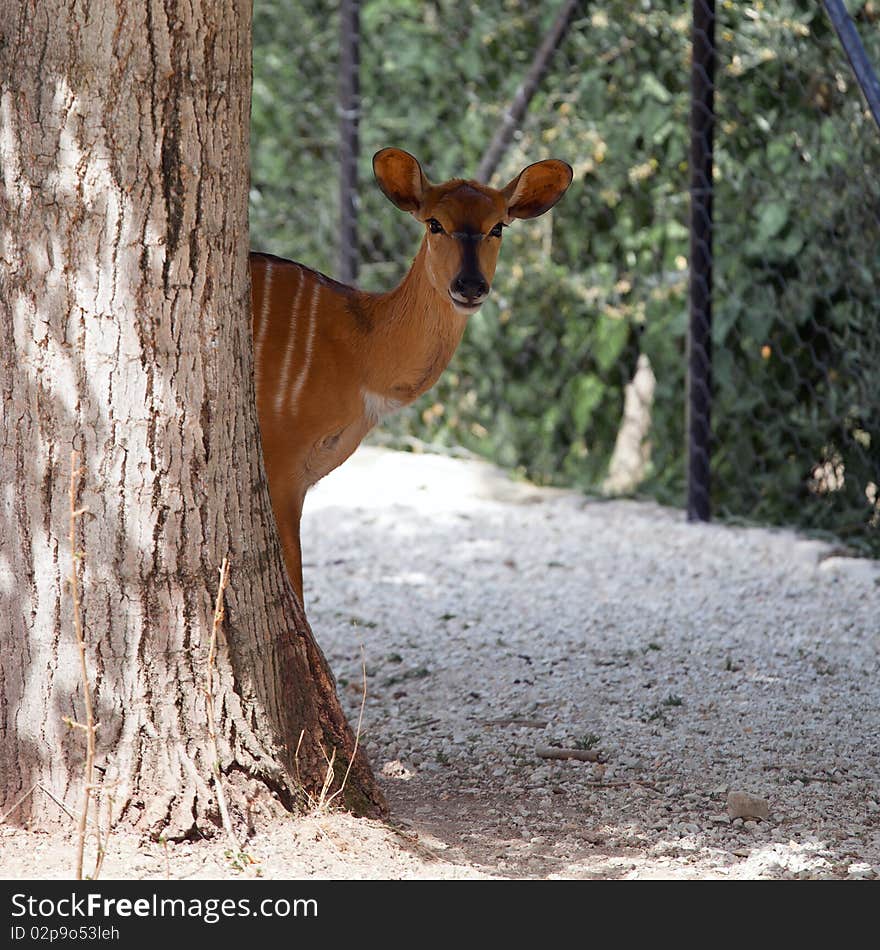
[373,148,573,314]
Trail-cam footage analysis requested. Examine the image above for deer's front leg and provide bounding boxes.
[275,486,307,609]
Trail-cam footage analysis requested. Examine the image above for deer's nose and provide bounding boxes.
[451,275,489,302]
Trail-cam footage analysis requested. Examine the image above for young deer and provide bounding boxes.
[251,148,572,605]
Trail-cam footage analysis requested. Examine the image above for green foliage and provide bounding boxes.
[711,0,880,551]
[251,0,880,554]
[251,0,340,274]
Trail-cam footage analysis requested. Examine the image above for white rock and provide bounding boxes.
[818,557,880,583]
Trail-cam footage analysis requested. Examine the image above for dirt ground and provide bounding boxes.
[3,447,878,880]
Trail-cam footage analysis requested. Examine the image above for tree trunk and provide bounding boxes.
[0,0,384,838]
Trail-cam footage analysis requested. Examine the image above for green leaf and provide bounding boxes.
[755,201,789,241]
[570,375,605,435]
[593,313,630,374]
[642,73,672,104]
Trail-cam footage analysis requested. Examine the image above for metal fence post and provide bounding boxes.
[687,0,715,522]
[823,0,880,132]
[338,0,360,284]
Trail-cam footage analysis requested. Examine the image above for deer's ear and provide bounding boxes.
[373,148,430,214]
[502,159,573,220]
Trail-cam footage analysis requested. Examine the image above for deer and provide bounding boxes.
[251,147,573,607]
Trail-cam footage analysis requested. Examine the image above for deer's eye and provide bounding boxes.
[427,218,444,234]
[489,222,504,238]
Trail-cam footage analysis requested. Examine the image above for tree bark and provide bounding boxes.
[0,0,384,837]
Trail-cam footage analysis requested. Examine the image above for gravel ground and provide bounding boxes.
[302,446,880,879]
[3,445,878,880]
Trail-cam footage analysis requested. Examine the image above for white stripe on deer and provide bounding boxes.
[287,281,320,416]
[254,259,274,386]
[275,268,306,416]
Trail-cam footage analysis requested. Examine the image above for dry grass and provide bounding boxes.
[205,556,238,849]
[287,648,369,855]
[63,449,112,880]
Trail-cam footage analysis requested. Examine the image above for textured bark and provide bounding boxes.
[0,0,384,836]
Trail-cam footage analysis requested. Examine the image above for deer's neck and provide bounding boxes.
[360,239,468,401]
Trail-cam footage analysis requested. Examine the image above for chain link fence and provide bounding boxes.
[251,0,879,556]
[710,0,879,553]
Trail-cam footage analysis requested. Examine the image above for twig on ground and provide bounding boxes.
[586,779,662,792]
[0,783,39,825]
[315,747,337,812]
[790,774,842,785]
[293,729,306,794]
[90,784,117,880]
[205,556,238,849]
[68,450,98,881]
[536,745,604,763]
[486,718,549,729]
[36,783,78,821]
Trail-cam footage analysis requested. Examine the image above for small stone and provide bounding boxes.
[380,759,413,780]
[727,790,770,821]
